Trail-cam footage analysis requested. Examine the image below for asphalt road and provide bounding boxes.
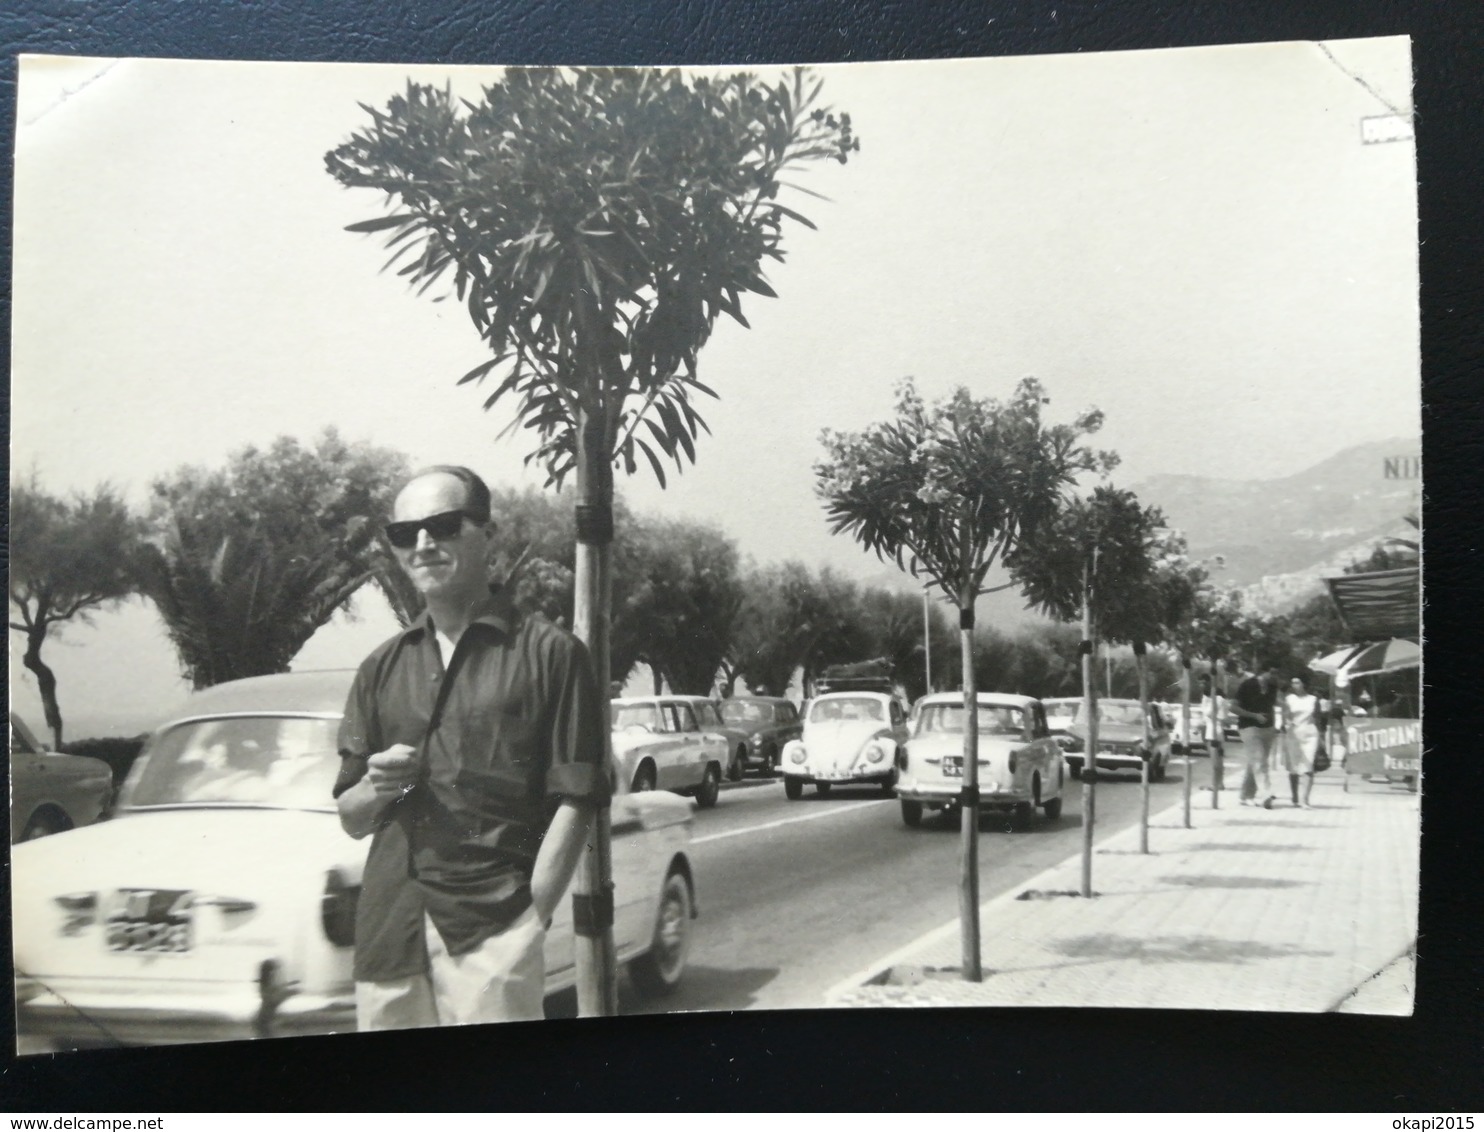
[623,763,1198,1015]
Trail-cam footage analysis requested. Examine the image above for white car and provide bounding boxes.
[895,693,1068,827]
[12,670,698,1048]
[610,696,729,806]
[780,691,909,800]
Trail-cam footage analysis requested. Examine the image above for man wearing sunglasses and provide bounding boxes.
[332,465,608,1030]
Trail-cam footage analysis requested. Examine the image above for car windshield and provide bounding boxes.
[613,704,660,731]
[809,697,884,723]
[917,704,1024,736]
[1043,701,1078,726]
[720,701,769,726]
[127,715,341,810]
[1078,702,1147,727]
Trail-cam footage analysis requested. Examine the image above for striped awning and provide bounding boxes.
[1324,567,1420,641]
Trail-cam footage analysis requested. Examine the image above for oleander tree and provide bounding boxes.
[8,478,144,746]
[327,64,858,1014]
[1009,485,1163,881]
[816,375,1112,981]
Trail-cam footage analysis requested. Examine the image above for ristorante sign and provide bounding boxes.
[1343,717,1421,776]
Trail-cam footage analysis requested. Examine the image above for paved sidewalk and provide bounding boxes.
[827,769,1420,1014]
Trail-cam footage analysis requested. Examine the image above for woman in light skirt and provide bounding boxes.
[1283,675,1321,808]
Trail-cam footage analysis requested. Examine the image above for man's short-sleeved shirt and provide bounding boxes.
[334,585,609,981]
[1235,675,1278,730]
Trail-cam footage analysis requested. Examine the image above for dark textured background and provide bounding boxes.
[3,0,1480,1111]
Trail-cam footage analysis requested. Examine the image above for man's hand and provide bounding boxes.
[366,743,421,799]
[338,743,420,839]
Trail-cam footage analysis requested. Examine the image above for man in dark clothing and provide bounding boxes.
[334,466,608,1029]
[1233,661,1282,808]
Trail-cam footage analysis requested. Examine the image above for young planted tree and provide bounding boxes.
[1009,485,1161,889]
[135,432,408,689]
[817,377,1111,980]
[328,66,857,1014]
[8,479,143,747]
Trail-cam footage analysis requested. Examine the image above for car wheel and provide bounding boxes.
[1068,761,1082,781]
[21,808,72,841]
[783,776,804,801]
[694,764,721,809]
[1042,795,1063,820]
[879,769,898,796]
[631,763,657,794]
[727,747,745,783]
[1011,801,1035,828]
[628,870,693,999]
[901,799,924,828]
[815,782,833,797]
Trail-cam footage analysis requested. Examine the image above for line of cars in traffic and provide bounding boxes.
[10,675,1182,1050]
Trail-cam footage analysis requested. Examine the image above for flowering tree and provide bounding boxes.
[1009,485,1163,882]
[816,376,1111,980]
[327,66,857,1014]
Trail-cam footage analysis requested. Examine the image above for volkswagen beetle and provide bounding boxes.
[779,691,908,799]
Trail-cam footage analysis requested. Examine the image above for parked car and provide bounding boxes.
[1041,697,1084,759]
[12,671,698,1048]
[780,691,909,799]
[611,695,729,807]
[716,695,802,777]
[1059,698,1173,780]
[896,693,1068,827]
[9,713,115,843]
[1161,702,1209,754]
[672,695,754,782]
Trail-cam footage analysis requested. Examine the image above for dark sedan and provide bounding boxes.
[718,696,803,776]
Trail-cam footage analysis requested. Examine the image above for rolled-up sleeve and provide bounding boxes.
[543,634,612,805]
[333,658,379,800]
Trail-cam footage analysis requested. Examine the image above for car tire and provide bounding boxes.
[783,776,804,801]
[879,769,898,796]
[1042,795,1063,820]
[727,748,745,783]
[21,807,71,841]
[901,799,924,828]
[628,870,693,999]
[694,765,721,808]
[815,782,833,797]
[1069,762,1082,780]
[1011,801,1035,828]
[631,763,657,794]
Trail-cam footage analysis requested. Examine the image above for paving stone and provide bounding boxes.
[828,771,1419,1013]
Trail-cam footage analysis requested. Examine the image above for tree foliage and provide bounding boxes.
[8,479,143,745]
[1008,484,1164,644]
[135,431,409,689]
[817,377,1114,610]
[327,67,858,489]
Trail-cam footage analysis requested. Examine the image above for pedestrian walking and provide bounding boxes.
[333,465,609,1031]
[1282,675,1321,808]
[1233,661,1281,808]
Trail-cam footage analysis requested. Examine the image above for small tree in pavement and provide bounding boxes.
[327,66,858,1015]
[816,376,1111,980]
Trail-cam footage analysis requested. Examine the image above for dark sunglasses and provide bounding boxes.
[383,509,479,549]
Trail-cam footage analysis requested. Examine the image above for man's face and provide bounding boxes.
[390,473,493,602]
[1262,668,1281,689]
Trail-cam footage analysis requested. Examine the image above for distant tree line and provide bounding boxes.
[9,433,1414,745]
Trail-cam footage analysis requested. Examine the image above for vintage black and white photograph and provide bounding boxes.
[9,38,1421,1054]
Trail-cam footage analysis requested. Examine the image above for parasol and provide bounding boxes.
[1310,644,1366,676]
[1339,637,1419,678]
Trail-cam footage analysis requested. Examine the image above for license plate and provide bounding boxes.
[943,756,963,777]
[105,889,194,954]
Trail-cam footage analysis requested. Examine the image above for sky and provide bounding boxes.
[8,39,1420,737]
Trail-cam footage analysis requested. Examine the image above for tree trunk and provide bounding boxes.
[572,408,619,1018]
[958,598,982,981]
[1134,640,1151,855]
[1180,655,1193,830]
[22,626,64,748]
[1079,564,1099,898]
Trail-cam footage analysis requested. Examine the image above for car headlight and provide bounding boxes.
[866,744,886,764]
[788,743,807,765]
